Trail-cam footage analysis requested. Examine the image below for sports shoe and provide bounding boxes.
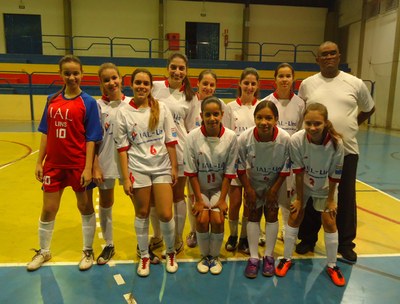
[209,257,222,275]
[327,266,346,286]
[244,258,260,279]
[258,231,266,247]
[79,249,94,271]
[165,252,178,273]
[186,232,197,248]
[262,256,275,277]
[295,241,314,254]
[27,249,51,271]
[137,257,150,277]
[161,241,184,259]
[225,235,238,252]
[136,245,160,265]
[149,236,163,250]
[197,256,210,274]
[238,237,250,254]
[97,245,115,265]
[338,247,357,263]
[275,258,292,277]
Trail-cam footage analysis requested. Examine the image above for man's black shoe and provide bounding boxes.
[338,247,357,263]
[295,241,315,254]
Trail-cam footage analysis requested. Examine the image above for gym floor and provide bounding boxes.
[0,122,399,304]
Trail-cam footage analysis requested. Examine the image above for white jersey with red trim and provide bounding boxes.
[261,92,305,136]
[290,129,344,198]
[114,99,178,175]
[298,71,375,155]
[184,125,238,192]
[237,126,291,194]
[152,80,198,165]
[97,95,131,179]
[224,98,260,136]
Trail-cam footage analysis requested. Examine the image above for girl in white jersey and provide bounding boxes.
[151,52,197,255]
[86,63,130,265]
[114,68,179,277]
[262,63,305,241]
[186,69,229,248]
[184,96,238,275]
[238,100,291,278]
[275,103,346,287]
[224,67,261,254]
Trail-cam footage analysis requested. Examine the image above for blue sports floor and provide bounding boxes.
[0,123,399,304]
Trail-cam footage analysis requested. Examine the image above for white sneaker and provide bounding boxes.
[137,257,150,277]
[165,252,178,273]
[161,241,184,259]
[209,257,222,275]
[197,256,209,274]
[27,249,51,271]
[79,249,94,271]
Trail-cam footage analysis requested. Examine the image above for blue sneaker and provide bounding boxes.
[262,256,275,277]
[244,258,260,279]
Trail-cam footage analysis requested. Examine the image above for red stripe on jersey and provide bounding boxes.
[184,172,198,177]
[200,125,225,137]
[279,171,291,177]
[328,177,341,183]
[293,168,304,174]
[273,91,294,100]
[237,169,246,175]
[224,173,237,179]
[236,97,258,106]
[117,146,130,152]
[166,140,178,146]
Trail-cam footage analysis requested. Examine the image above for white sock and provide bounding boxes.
[160,218,175,253]
[264,221,279,257]
[324,231,338,268]
[174,200,187,243]
[209,232,224,258]
[196,231,210,257]
[280,208,290,233]
[187,197,197,233]
[229,219,239,237]
[135,217,149,258]
[240,216,248,238]
[150,207,161,239]
[82,213,96,251]
[247,221,260,259]
[283,225,298,260]
[39,220,55,252]
[99,206,113,246]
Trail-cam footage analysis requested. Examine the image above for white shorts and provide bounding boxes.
[201,190,222,212]
[230,177,242,187]
[129,169,172,188]
[300,192,338,212]
[98,178,122,190]
[178,164,184,178]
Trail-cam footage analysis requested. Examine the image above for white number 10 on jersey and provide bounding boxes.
[56,128,66,138]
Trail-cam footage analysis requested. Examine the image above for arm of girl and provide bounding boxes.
[215,177,231,215]
[166,144,178,187]
[92,143,104,185]
[35,134,48,182]
[118,150,133,197]
[81,141,95,187]
[189,176,207,215]
[326,180,338,220]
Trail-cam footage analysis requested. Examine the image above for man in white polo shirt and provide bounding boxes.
[295,41,375,262]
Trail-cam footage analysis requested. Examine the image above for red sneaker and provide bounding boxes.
[327,266,346,286]
[275,258,292,277]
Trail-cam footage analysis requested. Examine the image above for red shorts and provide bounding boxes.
[42,166,86,192]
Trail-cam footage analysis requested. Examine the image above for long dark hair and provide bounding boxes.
[254,100,279,119]
[167,52,195,101]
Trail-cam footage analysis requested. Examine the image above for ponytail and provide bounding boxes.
[148,96,160,131]
[325,119,341,151]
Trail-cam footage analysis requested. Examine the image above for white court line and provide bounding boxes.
[357,179,400,202]
[0,149,38,170]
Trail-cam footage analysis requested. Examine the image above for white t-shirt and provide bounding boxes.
[298,71,375,155]
[114,99,178,175]
[152,80,198,165]
[224,98,261,137]
[261,92,305,136]
[97,95,131,179]
[290,129,344,198]
[184,125,238,192]
[237,126,291,200]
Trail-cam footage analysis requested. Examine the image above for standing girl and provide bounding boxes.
[224,67,261,253]
[151,52,198,254]
[27,55,102,271]
[114,68,178,277]
[262,63,305,241]
[184,96,238,274]
[237,100,291,278]
[275,103,345,287]
[90,63,131,265]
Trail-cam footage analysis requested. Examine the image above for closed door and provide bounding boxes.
[186,22,219,60]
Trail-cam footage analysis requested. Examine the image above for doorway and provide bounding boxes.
[185,22,219,60]
[4,14,42,54]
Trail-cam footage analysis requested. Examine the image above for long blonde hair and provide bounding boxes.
[131,68,159,131]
